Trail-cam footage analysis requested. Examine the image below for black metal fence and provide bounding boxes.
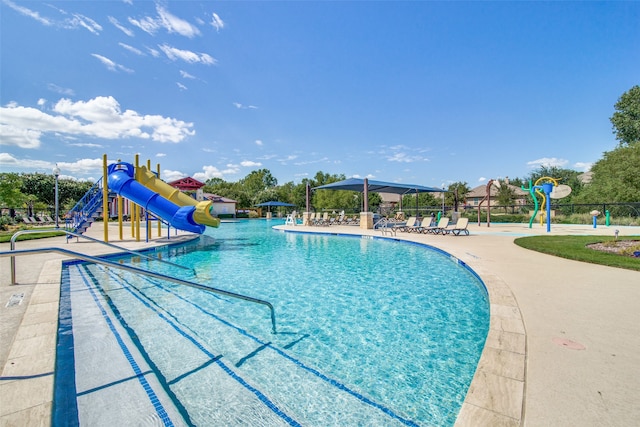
[381,202,640,219]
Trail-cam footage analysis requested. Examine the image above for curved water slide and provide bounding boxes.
[134,165,220,228]
[107,163,218,234]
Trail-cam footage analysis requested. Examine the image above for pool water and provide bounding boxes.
[56,219,489,426]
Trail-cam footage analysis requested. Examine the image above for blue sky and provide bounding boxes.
[1,1,638,189]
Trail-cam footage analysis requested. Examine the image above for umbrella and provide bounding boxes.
[313,178,441,214]
[255,201,296,212]
[313,177,441,195]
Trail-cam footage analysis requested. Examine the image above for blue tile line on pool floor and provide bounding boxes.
[74,265,176,427]
[53,267,79,427]
[78,266,196,427]
[120,271,423,427]
[96,266,302,427]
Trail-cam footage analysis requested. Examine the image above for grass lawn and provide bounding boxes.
[0,228,66,243]
[514,235,640,272]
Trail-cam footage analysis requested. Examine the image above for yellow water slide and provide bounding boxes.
[135,165,220,228]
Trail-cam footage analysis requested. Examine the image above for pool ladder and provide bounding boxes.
[1,230,277,334]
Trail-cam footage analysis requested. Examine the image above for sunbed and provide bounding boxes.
[444,217,469,236]
[419,217,449,234]
[393,216,417,233]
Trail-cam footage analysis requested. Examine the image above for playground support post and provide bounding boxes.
[102,154,109,242]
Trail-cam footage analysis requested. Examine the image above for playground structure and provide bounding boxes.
[65,154,219,242]
[521,176,572,232]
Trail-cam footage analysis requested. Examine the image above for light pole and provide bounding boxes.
[441,184,445,217]
[53,164,60,228]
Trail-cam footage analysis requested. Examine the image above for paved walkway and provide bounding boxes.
[1,221,638,426]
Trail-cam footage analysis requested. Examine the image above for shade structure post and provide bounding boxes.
[304,183,311,225]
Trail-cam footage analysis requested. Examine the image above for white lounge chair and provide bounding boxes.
[419,217,449,234]
[445,217,469,236]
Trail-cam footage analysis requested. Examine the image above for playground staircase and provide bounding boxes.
[65,178,108,236]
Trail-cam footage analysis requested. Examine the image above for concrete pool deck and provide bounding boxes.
[1,221,639,426]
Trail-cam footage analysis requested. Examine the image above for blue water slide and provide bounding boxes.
[107,163,205,234]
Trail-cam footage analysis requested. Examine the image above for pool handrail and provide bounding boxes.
[9,228,195,282]
[1,247,277,334]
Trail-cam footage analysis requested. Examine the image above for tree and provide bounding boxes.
[575,143,640,203]
[446,182,470,210]
[0,173,26,216]
[524,166,583,202]
[495,183,517,213]
[610,85,640,147]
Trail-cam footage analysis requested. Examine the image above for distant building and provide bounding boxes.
[202,193,237,218]
[465,181,529,208]
[167,176,237,217]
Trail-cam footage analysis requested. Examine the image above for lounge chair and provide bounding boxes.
[406,218,424,233]
[313,212,329,226]
[444,217,469,236]
[30,217,44,225]
[419,217,450,234]
[393,216,417,233]
[22,217,34,225]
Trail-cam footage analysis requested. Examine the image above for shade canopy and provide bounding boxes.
[255,201,296,207]
[313,178,441,195]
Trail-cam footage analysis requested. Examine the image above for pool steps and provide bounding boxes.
[61,262,430,426]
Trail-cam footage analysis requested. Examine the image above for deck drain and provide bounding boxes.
[6,293,25,307]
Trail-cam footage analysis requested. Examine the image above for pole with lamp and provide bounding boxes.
[53,164,60,228]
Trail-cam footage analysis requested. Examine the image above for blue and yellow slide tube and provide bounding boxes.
[135,165,220,228]
[107,163,206,234]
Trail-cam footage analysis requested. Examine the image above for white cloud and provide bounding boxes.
[211,13,225,31]
[67,142,102,148]
[158,44,216,65]
[156,153,166,157]
[0,153,106,176]
[66,13,102,34]
[128,16,161,35]
[233,102,258,109]
[109,16,134,37]
[47,83,75,96]
[3,0,52,26]
[240,160,262,167]
[478,177,486,182]
[192,164,239,182]
[91,54,134,73]
[180,70,195,79]
[128,5,200,38]
[573,162,592,171]
[37,98,46,106]
[161,169,186,182]
[119,43,143,56]
[279,155,298,162]
[4,1,101,34]
[294,157,330,166]
[156,5,200,38]
[526,157,569,169]
[177,82,188,91]
[0,124,42,148]
[146,46,161,58]
[255,140,263,146]
[387,152,427,163]
[0,96,195,148]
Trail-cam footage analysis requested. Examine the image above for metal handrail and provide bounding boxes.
[9,229,195,285]
[0,247,277,334]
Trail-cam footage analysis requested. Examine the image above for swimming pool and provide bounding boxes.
[55,220,489,426]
